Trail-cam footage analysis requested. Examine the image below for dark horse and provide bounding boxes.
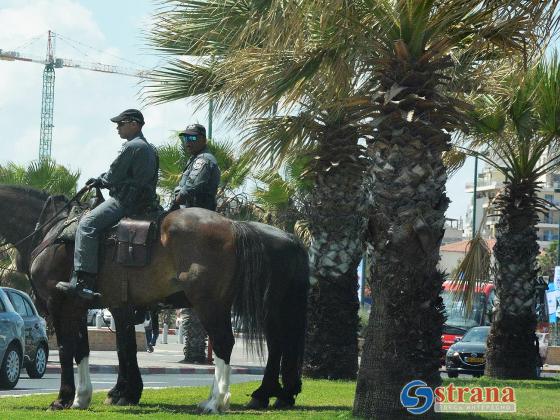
[0,185,309,412]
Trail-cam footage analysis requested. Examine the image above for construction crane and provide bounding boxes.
[0,30,147,160]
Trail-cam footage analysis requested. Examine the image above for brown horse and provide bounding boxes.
[0,185,309,412]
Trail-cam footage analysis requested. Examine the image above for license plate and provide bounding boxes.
[466,357,484,363]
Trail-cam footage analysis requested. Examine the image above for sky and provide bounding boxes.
[0,0,474,221]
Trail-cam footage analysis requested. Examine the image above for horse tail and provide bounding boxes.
[230,221,268,355]
[230,221,310,368]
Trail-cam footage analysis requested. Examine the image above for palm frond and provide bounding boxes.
[442,147,467,176]
[242,113,322,169]
[448,231,492,318]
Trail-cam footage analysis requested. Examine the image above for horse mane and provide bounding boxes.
[0,184,50,202]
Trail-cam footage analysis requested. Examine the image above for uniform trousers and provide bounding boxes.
[74,197,126,273]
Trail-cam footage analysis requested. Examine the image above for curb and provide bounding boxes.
[46,364,264,375]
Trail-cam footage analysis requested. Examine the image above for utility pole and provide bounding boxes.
[208,98,213,139]
[472,155,479,239]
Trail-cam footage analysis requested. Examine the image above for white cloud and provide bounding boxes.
[0,0,103,47]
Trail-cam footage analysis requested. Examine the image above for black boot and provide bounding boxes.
[56,271,101,301]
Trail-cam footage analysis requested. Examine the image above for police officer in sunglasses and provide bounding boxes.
[172,124,220,211]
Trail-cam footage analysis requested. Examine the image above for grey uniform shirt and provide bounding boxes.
[99,134,158,210]
[174,146,220,210]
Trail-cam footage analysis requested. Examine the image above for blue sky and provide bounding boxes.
[0,0,472,221]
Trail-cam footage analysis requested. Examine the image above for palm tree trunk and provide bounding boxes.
[303,129,367,380]
[485,182,540,379]
[181,308,207,364]
[354,94,450,417]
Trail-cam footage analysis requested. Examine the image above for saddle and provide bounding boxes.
[57,206,160,267]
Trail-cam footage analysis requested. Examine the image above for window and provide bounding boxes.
[8,292,31,317]
[22,298,35,316]
[0,298,5,312]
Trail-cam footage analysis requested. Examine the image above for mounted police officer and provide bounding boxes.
[56,109,159,301]
[173,124,220,363]
[172,124,220,211]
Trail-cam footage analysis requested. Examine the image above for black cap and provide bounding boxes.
[180,124,206,137]
[110,109,145,125]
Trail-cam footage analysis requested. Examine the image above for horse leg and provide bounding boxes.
[246,328,282,409]
[195,306,234,414]
[105,317,129,405]
[272,339,302,408]
[71,314,93,409]
[109,306,143,405]
[105,329,128,405]
[47,299,80,410]
[274,306,306,409]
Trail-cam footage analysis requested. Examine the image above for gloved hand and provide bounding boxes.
[86,177,102,188]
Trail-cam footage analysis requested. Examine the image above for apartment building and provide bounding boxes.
[464,164,560,248]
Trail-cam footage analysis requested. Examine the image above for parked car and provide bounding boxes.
[2,288,48,379]
[0,288,25,389]
[445,326,547,378]
[445,326,489,378]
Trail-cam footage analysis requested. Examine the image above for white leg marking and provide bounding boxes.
[72,356,92,409]
[198,356,232,413]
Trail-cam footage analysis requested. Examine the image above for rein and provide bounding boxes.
[0,185,90,253]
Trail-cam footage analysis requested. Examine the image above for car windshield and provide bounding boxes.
[441,290,486,329]
[461,327,489,343]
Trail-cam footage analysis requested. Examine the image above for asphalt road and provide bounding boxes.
[0,372,263,397]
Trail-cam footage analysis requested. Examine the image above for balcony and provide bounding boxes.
[465,180,502,192]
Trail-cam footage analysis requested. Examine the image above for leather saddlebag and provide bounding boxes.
[115,218,156,267]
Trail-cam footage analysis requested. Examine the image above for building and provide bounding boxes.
[442,218,464,245]
[439,239,496,275]
[464,164,560,249]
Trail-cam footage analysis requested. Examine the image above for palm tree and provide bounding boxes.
[0,159,80,196]
[252,157,311,236]
[452,56,560,379]
[147,1,371,379]
[352,2,557,415]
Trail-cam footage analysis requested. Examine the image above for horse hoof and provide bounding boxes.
[48,400,69,410]
[104,396,118,405]
[116,397,137,406]
[246,397,269,410]
[273,397,295,409]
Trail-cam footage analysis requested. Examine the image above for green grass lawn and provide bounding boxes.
[0,377,558,419]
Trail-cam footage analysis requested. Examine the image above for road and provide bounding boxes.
[0,372,263,397]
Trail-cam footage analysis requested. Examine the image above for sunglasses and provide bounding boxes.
[179,134,199,142]
[117,120,133,127]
